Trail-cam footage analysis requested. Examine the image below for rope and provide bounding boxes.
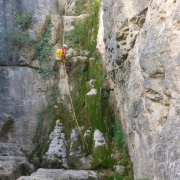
[63,64,88,150]
[61,0,88,151]
[62,0,67,45]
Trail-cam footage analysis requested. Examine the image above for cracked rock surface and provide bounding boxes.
[98,0,180,179]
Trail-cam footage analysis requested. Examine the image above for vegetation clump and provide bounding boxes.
[5,29,32,48]
[75,0,87,15]
[13,10,33,31]
[32,87,71,166]
[35,16,53,66]
[66,0,100,51]
[4,10,33,59]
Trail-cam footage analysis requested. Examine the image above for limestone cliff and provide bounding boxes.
[0,0,62,178]
[100,0,180,179]
[0,0,62,150]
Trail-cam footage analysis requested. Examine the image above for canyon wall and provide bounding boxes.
[0,0,63,178]
[1,0,180,179]
[101,0,180,179]
[0,0,63,153]
[1,0,125,179]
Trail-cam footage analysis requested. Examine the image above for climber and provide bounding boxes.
[55,44,67,64]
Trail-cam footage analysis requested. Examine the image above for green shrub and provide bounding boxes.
[66,23,88,46]
[32,95,72,166]
[3,10,33,60]
[33,85,61,159]
[75,0,87,15]
[5,29,32,47]
[35,68,58,79]
[13,10,33,31]
[66,0,100,51]
[113,124,126,149]
[35,17,53,65]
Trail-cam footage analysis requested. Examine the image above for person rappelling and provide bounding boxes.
[55,44,67,63]
[55,44,71,72]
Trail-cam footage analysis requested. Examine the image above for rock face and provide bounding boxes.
[0,0,62,179]
[0,0,61,65]
[0,67,54,152]
[100,0,180,179]
[42,120,68,169]
[17,168,98,180]
[0,155,34,180]
[2,0,180,179]
[0,66,55,179]
[0,143,34,179]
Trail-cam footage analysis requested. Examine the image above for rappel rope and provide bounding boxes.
[62,1,88,151]
[63,63,88,150]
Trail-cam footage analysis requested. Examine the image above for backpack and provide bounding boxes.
[55,49,63,60]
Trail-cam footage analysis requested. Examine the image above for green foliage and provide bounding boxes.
[35,67,58,79]
[68,52,133,177]
[5,11,32,48]
[112,149,134,180]
[72,58,109,130]
[33,85,59,149]
[3,10,33,60]
[69,55,115,163]
[5,29,32,47]
[13,10,33,30]
[75,0,87,15]
[31,80,72,159]
[33,103,55,151]
[89,0,101,50]
[110,131,134,180]
[91,145,114,168]
[66,0,100,51]
[66,23,88,46]
[35,17,53,65]
[113,124,126,149]
[32,86,72,163]
[114,173,132,180]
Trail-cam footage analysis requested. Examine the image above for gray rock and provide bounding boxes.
[43,120,68,169]
[98,0,180,179]
[17,168,98,180]
[0,143,25,157]
[0,66,55,153]
[0,0,60,65]
[93,129,107,148]
[0,156,34,179]
[68,127,84,169]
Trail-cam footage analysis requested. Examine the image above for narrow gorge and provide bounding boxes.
[0,0,180,180]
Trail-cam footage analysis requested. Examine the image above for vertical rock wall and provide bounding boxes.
[0,0,64,178]
[0,0,61,65]
[0,0,64,152]
[0,67,54,152]
[101,0,180,179]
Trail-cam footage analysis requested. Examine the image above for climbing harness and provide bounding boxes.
[62,0,88,151]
